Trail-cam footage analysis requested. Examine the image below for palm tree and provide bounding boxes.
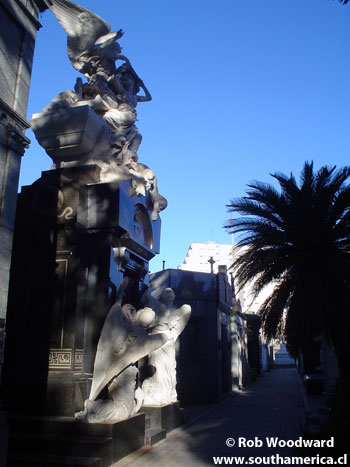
[226,161,350,382]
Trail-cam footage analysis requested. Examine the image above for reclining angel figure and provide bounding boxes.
[76,278,167,423]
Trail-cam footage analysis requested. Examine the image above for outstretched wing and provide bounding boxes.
[47,0,111,70]
[89,332,168,401]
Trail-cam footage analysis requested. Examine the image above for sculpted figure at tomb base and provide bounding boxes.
[76,278,167,423]
[141,288,191,405]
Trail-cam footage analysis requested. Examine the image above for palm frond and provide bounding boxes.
[227,160,350,360]
[258,273,295,341]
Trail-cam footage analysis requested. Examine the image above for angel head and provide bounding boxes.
[135,307,155,328]
[87,35,124,77]
[160,288,175,306]
[116,63,141,94]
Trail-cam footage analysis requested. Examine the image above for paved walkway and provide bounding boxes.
[116,367,306,466]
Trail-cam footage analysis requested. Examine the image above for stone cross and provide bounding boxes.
[208,256,216,274]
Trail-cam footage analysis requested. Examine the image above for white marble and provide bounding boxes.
[76,279,167,423]
[142,288,191,406]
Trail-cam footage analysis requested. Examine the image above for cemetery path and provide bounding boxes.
[115,367,306,466]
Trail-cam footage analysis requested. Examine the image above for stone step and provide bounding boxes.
[8,415,117,438]
[8,413,145,438]
[145,427,166,446]
[274,359,295,367]
[142,402,184,434]
[8,433,112,467]
[7,453,101,467]
[7,412,145,465]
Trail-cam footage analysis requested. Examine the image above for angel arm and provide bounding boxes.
[115,54,130,66]
[114,61,152,102]
[137,80,152,103]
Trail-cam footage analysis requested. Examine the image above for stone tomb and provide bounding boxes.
[148,268,233,405]
[142,402,184,433]
[2,164,161,463]
[4,164,160,417]
[7,412,145,466]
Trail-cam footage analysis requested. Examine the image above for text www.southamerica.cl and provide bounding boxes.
[212,437,347,465]
[213,454,347,465]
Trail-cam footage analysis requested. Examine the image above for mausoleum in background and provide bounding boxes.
[179,241,275,380]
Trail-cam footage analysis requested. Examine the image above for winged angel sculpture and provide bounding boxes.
[76,279,191,422]
[33,0,166,220]
[141,288,191,405]
[76,278,168,422]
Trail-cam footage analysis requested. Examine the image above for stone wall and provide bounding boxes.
[0,1,47,464]
[0,0,46,379]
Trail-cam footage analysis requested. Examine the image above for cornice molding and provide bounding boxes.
[0,98,30,131]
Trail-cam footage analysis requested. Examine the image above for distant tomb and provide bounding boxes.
[148,268,233,405]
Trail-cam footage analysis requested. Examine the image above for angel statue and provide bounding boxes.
[76,278,167,423]
[33,0,168,220]
[141,288,191,405]
[46,0,152,166]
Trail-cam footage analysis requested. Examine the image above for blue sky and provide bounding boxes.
[20,0,350,272]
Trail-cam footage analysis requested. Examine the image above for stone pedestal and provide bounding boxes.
[7,412,145,465]
[142,402,184,433]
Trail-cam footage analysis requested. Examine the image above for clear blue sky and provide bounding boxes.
[20,0,350,273]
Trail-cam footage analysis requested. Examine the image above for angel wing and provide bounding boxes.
[47,0,111,71]
[168,304,191,337]
[89,332,168,401]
